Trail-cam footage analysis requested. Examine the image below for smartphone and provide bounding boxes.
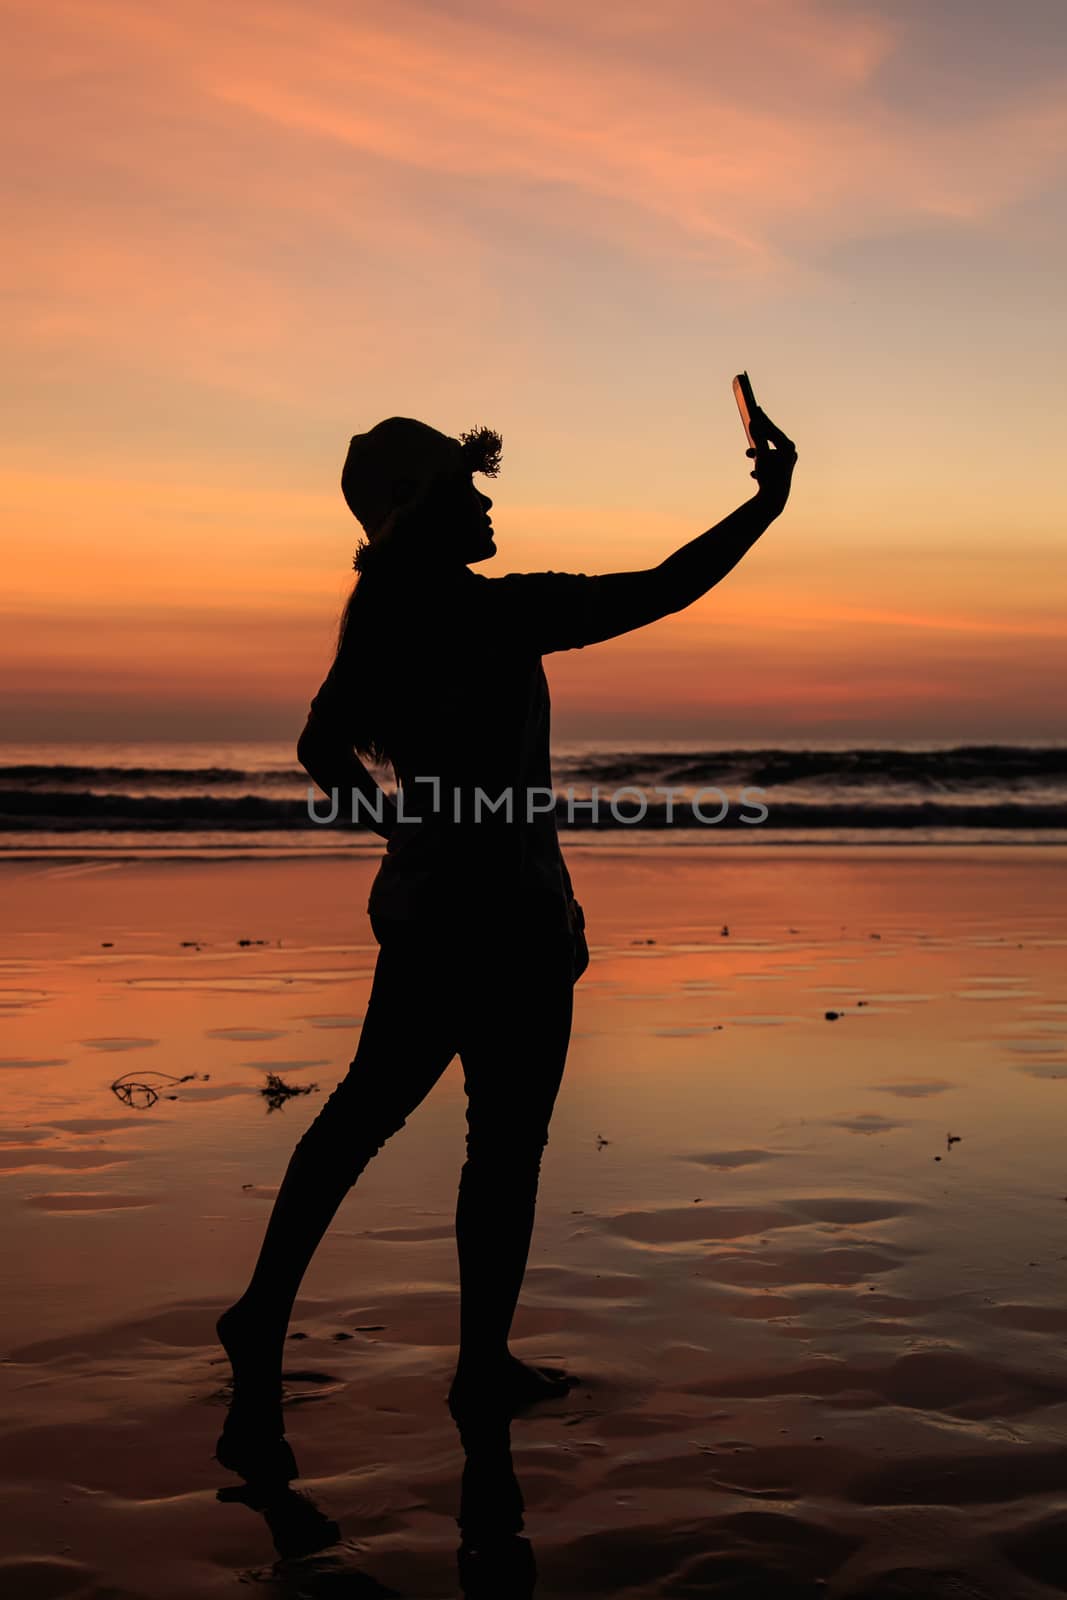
[732,371,759,450]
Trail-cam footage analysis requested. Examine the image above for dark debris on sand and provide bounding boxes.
[110,1069,210,1109]
[261,1072,318,1112]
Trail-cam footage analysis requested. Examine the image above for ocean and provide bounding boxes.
[2,740,1065,858]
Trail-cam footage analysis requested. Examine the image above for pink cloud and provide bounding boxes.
[10,0,1067,302]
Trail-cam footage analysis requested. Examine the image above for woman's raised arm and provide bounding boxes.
[582,408,798,641]
[496,408,798,654]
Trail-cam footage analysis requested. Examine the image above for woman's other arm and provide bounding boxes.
[297,713,397,841]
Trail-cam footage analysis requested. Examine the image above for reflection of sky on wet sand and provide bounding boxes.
[2,847,1066,1596]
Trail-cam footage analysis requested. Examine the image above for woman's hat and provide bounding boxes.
[341,417,502,538]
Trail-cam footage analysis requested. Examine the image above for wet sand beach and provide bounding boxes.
[3,847,1067,1598]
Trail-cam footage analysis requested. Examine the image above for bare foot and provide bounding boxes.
[215,1420,298,1485]
[448,1352,579,1420]
[215,1301,291,1479]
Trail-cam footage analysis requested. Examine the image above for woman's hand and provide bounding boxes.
[746,406,797,512]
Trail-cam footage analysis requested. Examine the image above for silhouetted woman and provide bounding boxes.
[216,408,796,1480]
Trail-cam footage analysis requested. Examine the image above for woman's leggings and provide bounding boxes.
[239,907,576,1363]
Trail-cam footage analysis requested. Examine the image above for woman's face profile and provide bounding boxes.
[383,466,495,568]
[431,470,496,566]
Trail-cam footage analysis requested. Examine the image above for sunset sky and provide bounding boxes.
[5,0,1066,743]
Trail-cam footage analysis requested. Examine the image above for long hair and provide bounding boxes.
[331,567,397,769]
[329,516,439,770]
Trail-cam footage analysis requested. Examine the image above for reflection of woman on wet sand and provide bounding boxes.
[216,408,797,1480]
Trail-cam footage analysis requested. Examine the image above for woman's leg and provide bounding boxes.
[218,932,458,1458]
[449,922,576,1414]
